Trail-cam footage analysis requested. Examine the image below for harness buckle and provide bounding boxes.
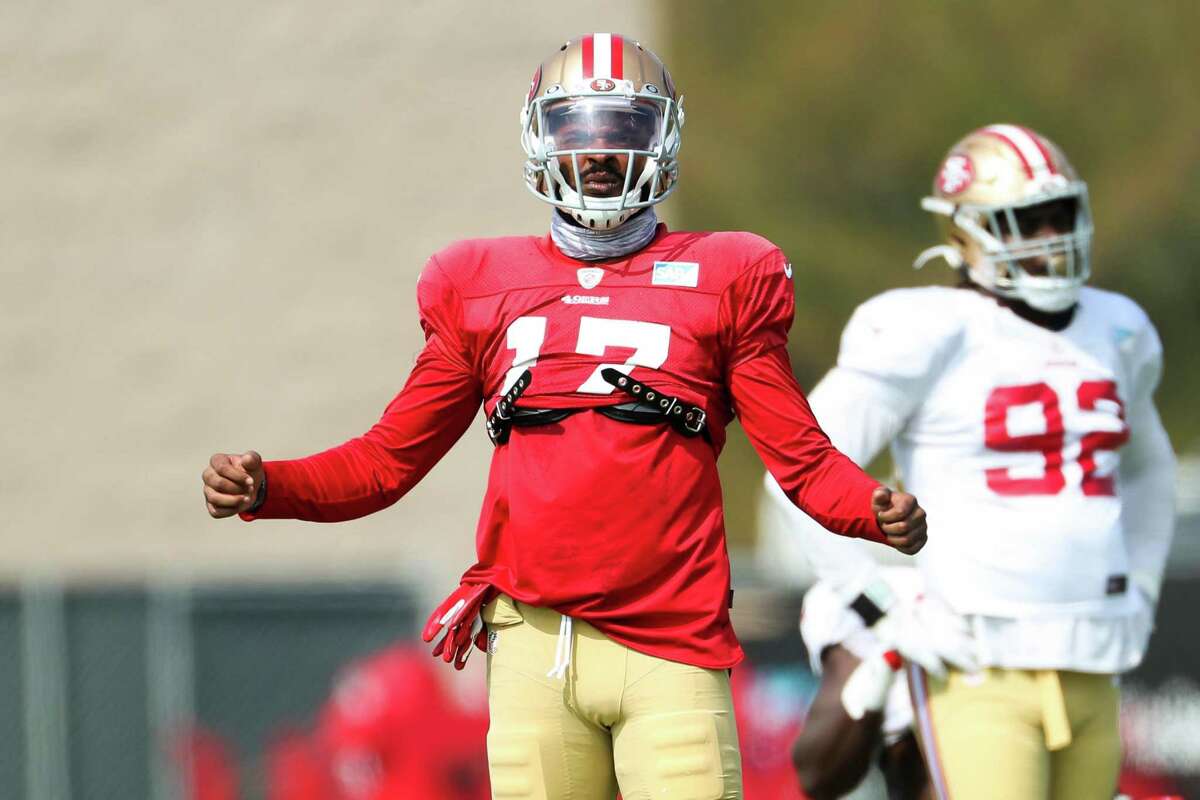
[599,368,708,439]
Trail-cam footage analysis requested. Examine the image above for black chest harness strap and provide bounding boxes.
[485,368,709,446]
[598,368,708,438]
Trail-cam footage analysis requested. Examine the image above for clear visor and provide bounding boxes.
[542,97,663,153]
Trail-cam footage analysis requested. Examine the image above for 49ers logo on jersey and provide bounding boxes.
[937,154,975,195]
[577,267,604,289]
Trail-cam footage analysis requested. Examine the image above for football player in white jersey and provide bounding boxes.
[768,124,1176,799]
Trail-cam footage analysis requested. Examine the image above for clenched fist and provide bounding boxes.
[871,486,927,555]
[202,451,265,518]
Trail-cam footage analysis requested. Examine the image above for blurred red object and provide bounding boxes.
[1117,764,1185,800]
[266,728,338,800]
[172,725,240,800]
[268,642,490,800]
[732,664,807,799]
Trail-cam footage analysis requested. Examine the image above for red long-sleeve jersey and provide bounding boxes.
[244,224,884,667]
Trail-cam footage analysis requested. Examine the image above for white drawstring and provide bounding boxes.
[546,614,573,679]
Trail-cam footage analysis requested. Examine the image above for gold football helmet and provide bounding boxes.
[914,125,1092,312]
[520,34,684,230]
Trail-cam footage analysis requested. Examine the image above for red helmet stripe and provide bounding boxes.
[980,126,1035,179]
[581,34,594,79]
[1016,125,1058,175]
[611,34,624,79]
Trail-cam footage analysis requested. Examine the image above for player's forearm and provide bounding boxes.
[1120,403,1177,600]
[243,346,482,522]
[250,438,436,522]
[792,694,882,798]
[732,349,884,543]
[793,645,892,798]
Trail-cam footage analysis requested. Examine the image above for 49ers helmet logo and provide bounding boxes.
[527,66,542,104]
[937,154,975,195]
[590,78,616,92]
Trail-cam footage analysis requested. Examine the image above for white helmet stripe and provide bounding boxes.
[593,33,612,79]
[983,124,1053,180]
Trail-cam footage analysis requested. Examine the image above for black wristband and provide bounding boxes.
[247,472,267,513]
[849,592,886,627]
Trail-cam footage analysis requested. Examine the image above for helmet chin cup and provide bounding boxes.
[1013,275,1081,312]
[563,194,637,230]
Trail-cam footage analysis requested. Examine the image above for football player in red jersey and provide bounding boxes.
[201,33,928,798]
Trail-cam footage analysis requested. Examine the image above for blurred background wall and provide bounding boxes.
[1,3,663,798]
[1,1,1197,797]
[1,1,665,589]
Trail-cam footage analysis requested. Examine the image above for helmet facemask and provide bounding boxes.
[950,184,1093,312]
[523,90,682,230]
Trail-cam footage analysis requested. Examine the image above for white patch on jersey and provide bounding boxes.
[561,294,610,305]
[783,262,793,279]
[577,267,604,289]
[652,261,699,288]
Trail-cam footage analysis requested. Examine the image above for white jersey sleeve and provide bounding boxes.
[1114,306,1176,614]
[835,287,967,419]
[756,288,964,588]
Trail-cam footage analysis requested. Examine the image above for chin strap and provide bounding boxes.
[913,245,964,271]
[914,196,966,272]
[550,207,658,261]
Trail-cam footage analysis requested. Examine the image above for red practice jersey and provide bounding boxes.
[245,224,883,667]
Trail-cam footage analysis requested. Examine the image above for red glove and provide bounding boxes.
[421,582,497,670]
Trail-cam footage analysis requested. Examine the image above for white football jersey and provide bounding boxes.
[837,286,1160,618]
[764,284,1175,673]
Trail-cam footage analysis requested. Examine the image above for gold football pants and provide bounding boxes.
[482,595,742,800]
[907,666,1120,800]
